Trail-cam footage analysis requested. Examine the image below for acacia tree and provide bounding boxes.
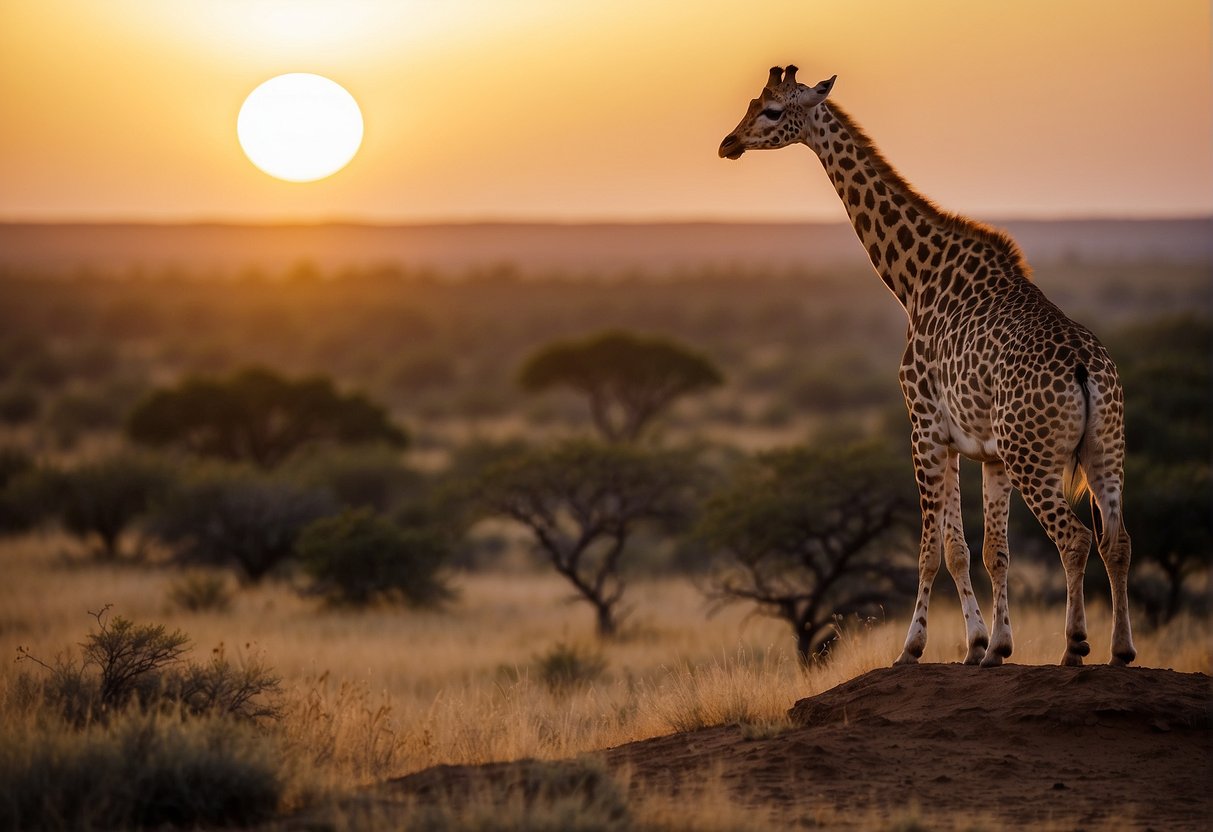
[473,440,696,637]
[699,441,916,663]
[518,331,723,443]
[50,454,176,560]
[127,367,406,468]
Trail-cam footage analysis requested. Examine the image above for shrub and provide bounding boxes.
[297,509,453,606]
[150,467,336,582]
[535,642,607,693]
[0,711,284,830]
[16,607,283,725]
[167,571,235,613]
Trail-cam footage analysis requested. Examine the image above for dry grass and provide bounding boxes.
[4,530,1209,826]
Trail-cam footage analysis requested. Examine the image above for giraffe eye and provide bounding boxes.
[762,108,784,120]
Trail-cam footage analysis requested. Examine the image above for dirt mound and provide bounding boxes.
[389,664,1212,830]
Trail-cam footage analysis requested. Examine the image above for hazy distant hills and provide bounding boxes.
[0,218,1209,277]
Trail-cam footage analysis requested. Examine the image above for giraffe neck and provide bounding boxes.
[804,103,1027,313]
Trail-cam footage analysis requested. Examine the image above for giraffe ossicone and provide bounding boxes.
[720,67,1136,668]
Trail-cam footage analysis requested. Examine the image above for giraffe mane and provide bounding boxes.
[826,102,1032,279]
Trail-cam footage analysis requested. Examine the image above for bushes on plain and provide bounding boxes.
[150,466,336,582]
[297,508,453,606]
[4,608,287,829]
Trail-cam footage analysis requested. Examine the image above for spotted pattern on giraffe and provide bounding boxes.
[719,66,1136,668]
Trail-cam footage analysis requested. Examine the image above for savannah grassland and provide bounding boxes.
[0,250,1209,830]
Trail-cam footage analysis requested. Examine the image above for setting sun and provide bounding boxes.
[236,73,363,183]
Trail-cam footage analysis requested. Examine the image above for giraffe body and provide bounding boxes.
[719,67,1135,667]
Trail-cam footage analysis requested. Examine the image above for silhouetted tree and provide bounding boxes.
[699,441,916,663]
[127,367,406,468]
[518,331,723,443]
[150,467,336,582]
[44,454,176,560]
[472,440,697,636]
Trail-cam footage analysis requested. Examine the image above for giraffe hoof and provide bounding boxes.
[979,652,1004,668]
[1060,652,1084,667]
[893,652,920,666]
[1108,651,1135,667]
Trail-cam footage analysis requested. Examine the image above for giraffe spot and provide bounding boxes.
[897,225,914,249]
[839,157,856,170]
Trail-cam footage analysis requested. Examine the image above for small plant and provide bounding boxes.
[168,571,235,612]
[16,606,282,725]
[297,508,453,606]
[535,642,607,693]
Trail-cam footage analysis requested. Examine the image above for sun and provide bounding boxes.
[237,73,363,183]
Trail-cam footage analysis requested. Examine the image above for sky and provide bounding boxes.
[1,0,1210,223]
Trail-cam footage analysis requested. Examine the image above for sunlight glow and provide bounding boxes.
[237,73,363,183]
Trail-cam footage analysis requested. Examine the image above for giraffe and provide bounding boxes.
[719,66,1136,668]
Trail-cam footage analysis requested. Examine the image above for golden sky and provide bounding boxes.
[1,0,1210,222]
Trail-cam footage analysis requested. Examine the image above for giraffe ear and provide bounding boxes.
[797,75,837,106]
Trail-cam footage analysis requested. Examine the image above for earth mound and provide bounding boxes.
[390,664,1212,830]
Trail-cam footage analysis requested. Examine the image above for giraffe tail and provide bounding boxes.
[1066,363,1123,554]
[1062,364,1092,508]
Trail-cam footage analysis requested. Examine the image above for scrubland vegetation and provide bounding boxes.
[0,257,1208,828]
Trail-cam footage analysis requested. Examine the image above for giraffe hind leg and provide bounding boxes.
[1014,469,1092,666]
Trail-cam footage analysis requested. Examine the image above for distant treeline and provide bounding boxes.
[0,218,1209,277]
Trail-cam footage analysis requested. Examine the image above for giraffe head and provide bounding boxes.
[718,66,837,159]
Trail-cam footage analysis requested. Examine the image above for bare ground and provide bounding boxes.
[328,664,1213,829]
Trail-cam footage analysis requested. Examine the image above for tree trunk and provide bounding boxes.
[594,600,618,639]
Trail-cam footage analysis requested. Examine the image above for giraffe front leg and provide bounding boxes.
[896,439,947,666]
[979,461,1014,667]
[896,527,941,665]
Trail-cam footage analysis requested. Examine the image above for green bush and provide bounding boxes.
[297,508,453,606]
[150,466,336,582]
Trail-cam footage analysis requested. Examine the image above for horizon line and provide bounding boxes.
[1,212,1211,228]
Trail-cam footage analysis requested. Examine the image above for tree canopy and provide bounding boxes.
[518,331,723,443]
[473,439,697,636]
[127,367,406,468]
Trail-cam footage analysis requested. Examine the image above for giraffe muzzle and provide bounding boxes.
[718,135,745,159]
